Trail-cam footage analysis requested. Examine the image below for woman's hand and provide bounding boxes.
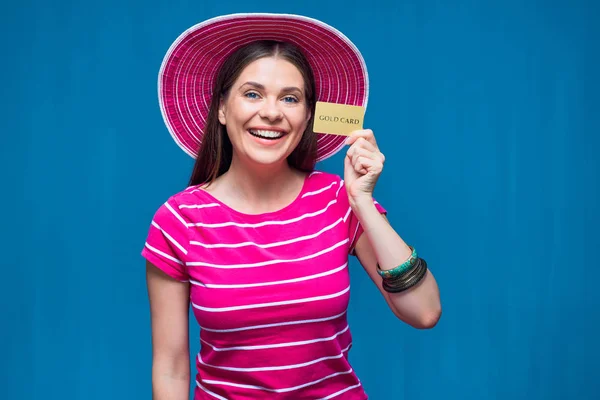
[344,129,385,208]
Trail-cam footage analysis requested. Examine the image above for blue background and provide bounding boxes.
[2,0,599,399]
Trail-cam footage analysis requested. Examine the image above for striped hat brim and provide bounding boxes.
[158,13,369,162]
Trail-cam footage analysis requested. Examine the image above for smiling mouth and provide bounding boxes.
[248,129,286,140]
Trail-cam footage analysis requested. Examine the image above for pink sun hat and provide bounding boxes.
[158,13,369,162]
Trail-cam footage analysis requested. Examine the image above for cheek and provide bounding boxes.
[290,109,311,132]
[226,101,256,127]
[236,101,256,116]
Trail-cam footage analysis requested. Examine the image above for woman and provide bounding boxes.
[142,13,441,399]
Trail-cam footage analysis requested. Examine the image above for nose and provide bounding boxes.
[258,97,283,121]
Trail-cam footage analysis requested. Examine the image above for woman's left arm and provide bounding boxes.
[345,130,442,329]
[353,202,441,329]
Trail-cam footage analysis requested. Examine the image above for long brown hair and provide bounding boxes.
[188,40,318,187]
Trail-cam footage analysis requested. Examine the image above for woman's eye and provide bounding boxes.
[283,96,299,103]
[245,92,260,99]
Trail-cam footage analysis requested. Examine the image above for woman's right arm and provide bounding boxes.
[146,261,191,400]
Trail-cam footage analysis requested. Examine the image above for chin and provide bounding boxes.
[235,135,300,168]
[247,152,291,167]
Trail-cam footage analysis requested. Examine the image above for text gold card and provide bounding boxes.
[313,102,365,136]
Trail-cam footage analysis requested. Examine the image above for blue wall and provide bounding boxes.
[2,1,598,399]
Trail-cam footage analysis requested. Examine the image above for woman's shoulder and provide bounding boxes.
[148,184,219,224]
[168,184,211,204]
[306,170,343,186]
[305,170,345,195]
[301,170,347,206]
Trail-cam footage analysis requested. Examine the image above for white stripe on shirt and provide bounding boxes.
[198,310,347,333]
[196,343,352,372]
[343,206,352,223]
[186,239,348,268]
[187,199,338,228]
[151,221,187,255]
[199,368,354,393]
[319,383,363,399]
[336,180,344,197]
[196,381,227,400]
[179,203,220,209]
[301,181,338,198]
[192,286,350,313]
[189,218,344,249]
[200,325,350,351]
[189,263,347,289]
[144,242,183,265]
[164,201,188,227]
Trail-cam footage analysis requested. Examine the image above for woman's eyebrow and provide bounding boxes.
[240,81,303,94]
[240,81,265,90]
[281,86,303,94]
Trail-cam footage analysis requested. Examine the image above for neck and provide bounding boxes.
[217,155,306,212]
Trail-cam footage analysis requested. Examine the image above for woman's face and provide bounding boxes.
[218,56,311,168]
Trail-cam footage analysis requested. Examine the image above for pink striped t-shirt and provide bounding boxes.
[142,170,386,399]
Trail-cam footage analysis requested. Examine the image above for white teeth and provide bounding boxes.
[249,129,284,139]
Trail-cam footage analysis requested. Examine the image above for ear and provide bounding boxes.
[218,97,227,125]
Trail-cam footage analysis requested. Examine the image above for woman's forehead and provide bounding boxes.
[236,57,305,89]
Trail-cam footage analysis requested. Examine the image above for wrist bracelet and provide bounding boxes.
[382,258,428,294]
[382,263,426,293]
[376,246,418,279]
[383,258,422,285]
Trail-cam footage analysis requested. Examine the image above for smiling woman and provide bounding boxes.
[190,40,319,188]
[142,13,441,400]
[215,49,314,176]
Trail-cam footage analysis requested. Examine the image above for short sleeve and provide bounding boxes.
[141,198,190,281]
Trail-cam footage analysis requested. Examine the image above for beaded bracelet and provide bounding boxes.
[383,257,423,286]
[383,257,422,285]
[382,258,428,293]
[376,246,418,279]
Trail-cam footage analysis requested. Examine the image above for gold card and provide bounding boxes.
[313,102,365,136]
